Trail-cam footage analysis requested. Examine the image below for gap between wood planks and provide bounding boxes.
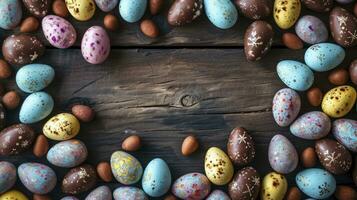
[44,45,289,49]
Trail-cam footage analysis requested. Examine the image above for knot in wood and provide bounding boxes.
[180,95,198,107]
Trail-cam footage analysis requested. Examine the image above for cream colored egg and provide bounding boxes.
[261,172,288,200]
[43,113,80,141]
[322,85,356,118]
[204,147,233,185]
[65,0,96,21]
[0,190,28,200]
[274,0,301,29]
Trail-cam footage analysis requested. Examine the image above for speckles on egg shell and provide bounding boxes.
[95,0,118,12]
[171,173,211,199]
[0,0,22,30]
[272,88,301,127]
[204,147,234,185]
[16,64,55,93]
[142,158,171,197]
[0,161,16,194]
[330,7,357,47]
[119,0,147,23]
[0,124,36,156]
[277,60,314,91]
[322,85,357,118]
[295,15,328,44]
[65,0,96,21]
[62,164,97,195]
[43,113,80,141]
[167,0,203,26]
[23,0,50,18]
[81,26,110,64]
[113,187,148,200]
[85,185,112,200]
[332,119,357,152]
[19,92,54,124]
[204,0,238,29]
[110,151,143,185]
[274,0,301,29]
[228,167,261,200]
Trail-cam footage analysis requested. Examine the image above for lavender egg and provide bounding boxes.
[295,15,328,44]
[272,88,301,127]
[113,187,148,200]
[332,119,357,152]
[95,0,118,12]
[85,185,112,200]
[206,190,231,200]
[81,26,110,64]
[0,161,16,194]
[172,173,211,200]
[42,15,76,49]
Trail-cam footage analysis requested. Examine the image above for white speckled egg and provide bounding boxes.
[16,64,55,93]
[19,92,54,124]
[171,172,211,199]
[113,187,148,200]
[295,15,328,44]
[81,26,110,64]
[119,0,147,23]
[204,0,238,29]
[142,158,171,197]
[277,60,314,91]
[332,119,357,152]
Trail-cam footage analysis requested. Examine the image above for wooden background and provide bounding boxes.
[1,1,357,199]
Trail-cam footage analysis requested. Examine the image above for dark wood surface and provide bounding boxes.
[1,1,357,199]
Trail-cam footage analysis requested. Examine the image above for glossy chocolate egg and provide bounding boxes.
[142,158,171,197]
[19,92,54,124]
[321,85,356,118]
[204,0,238,29]
[110,151,143,185]
[0,161,16,194]
[2,34,45,65]
[95,0,118,12]
[171,173,210,199]
[244,20,274,61]
[301,0,333,12]
[0,0,22,30]
[23,0,49,18]
[290,111,331,140]
[235,0,271,20]
[0,124,35,156]
[113,187,148,200]
[315,139,352,175]
[295,16,328,44]
[65,0,96,21]
[332,119,357,152]
[261,172,287,200]
[277,60,314,91]
[43,113,80,141]
[228,167,260,200]
[168,0,202,26]
[62,164,97,195]
[274,0,301,29]
[350,59,357,85]
[330,7,357,47]
[206,190,230,200]
[85,185,112,200]
[205,147,234,185]
[272,88,301,127]
[16,64,55,93]
[227,127,255,166]
[81,26,110,64]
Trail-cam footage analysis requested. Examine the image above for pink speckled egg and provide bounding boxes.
[42,15,76,49]
[272,88,301,127]
[81,26,110,64]
[172,172,211,200]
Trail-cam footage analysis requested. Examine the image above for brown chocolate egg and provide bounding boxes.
[301,0,333,12]
[244,20,274,61]
[23,0,50,18]
[227,127,255,166]
[335,185,357,200]
[228,167,260,200]
[167,0,203,26]
[330,7,357,47]
[150,0,164,15]
[349,59,357,85]
[62,164,97,195]
[2,34,45,65]
[328,68,349,86]
[0,124,35,156]
[307,87,323,107]
[315,139,352,175]
[235,0,272,20]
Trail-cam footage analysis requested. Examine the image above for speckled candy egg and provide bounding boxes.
[332,119,357,152]
[295,15,328,44]
[272,88,301,127]
[62,164,97,195]
[304,43,345,72]
[19,92,54,124]
[296,168,336,199]
[0,162,16,194]
[206,190,230,200]
[23,0,50,18]
[0,124,35,156]
[0,190,28,200]
[95,0,118,12]
[277,60,314,91]
[172,173,211,200]
[43,113,80,140]
[268,134,298,174]
[81,26,110,64]
[18,163,57,194]
[110,151,143,185]
[322,85,356,118]
[274,0,301,29]
[167,0,203,26]
[119,0,147,23]
[113,187,148,200]
[85,185,112,200]
[330,7,357,47]
[261,172,287,200]
[65,0,96,21]
[42,15,77,49]
[290,111,331,140]
[142,158,171,197]
[16,64,55,93]
[227,127,255,166]
[204,0,238,29]
[204,147,234,185]
[47,139,88,168]
[301,0,333,12]
[235,0,272,20]
[0,0,22,30]
[228,167,261,200]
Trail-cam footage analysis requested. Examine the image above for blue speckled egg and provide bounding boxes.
[95,0,118,12]
[272,88,301,127]
[277,60,314,91]
[295,15,328,44]
[296,168,336,199]
[0,161,16,194]
[18,163,57,195]
[19,92,54,124]
[304,43,345,72]
[0,0,22,30]
[204,0,238,29]
[16,64,55,93]
[172,173,211,199]
[47,139,88,168]
[206,190,230,200]
[142,158,171,197]
[85,185,112,200]
[119,0,147,23]
[110,151,142,185]
[113,187,148,200]
[290,111,331,140]
[333,119,357,152]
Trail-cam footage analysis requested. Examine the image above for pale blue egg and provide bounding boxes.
[142,158,171,197]
[277,60,314,91]
[332,119,357,152]
[113,187,148,200]
[19,92,54,124]
[204,0,238,29]
[296,168,336,199]
[16,64,55,93]
[0,0,22,30]
[304,43,345,72]
[119,0,147,23]
[206,190,230,200]
[0,161,16,194]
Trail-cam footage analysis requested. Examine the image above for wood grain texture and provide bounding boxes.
[1,48,356,199]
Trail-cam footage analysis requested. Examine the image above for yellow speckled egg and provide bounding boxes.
[261,172,287,200]
[322,85,356,118]
[274,0,301,29]
[110,151,143,185]
[43,113,80,141]
[65,0,96,21]
[0,190,28,200]
[204,147,233,185]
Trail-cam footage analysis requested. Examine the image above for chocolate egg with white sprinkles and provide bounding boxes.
[227,127,255,166]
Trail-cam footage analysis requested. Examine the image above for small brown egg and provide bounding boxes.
[71,104,95,122]
[328,68,349,85]
[33,134,49,158]
[122,135,141,151]
[52,0,69,17]
[349,59,357,85]
[150,0,164,15]
[2,91,20,110]
[104,14,119,31]
[286,186,302,200]
[301,147,317,168]
[97,161,113,182]
[282,33,304,50]
[307,87,323,107]
[140,19,159,38]
[181,135,199,156]
[335,185,357,200]
[0,59,11,79]
[33,194,51,200]
[20,17,39,33]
